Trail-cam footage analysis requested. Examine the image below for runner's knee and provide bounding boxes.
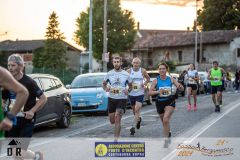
[116,109,124,117]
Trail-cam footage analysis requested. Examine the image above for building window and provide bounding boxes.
[237,48,240,57]
[178,51,182,62]
[133,52,137,57]
[201,49,206,62]
[197,49,200,63]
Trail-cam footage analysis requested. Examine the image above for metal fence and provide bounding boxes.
[32,68,79,85]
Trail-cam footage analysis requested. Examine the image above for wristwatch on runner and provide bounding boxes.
[6,112,17,126]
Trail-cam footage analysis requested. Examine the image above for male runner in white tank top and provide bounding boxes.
[127,57,150,136]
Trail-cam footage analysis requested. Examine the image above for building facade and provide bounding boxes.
[132,30,240,71]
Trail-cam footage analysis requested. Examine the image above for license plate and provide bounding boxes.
[78,103,86,107]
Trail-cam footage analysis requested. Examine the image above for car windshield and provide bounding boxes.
[148,73,159,78]
[71,75,105,88]
[147,71,159,80]
[198,72,208,81]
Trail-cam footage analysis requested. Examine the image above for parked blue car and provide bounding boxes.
[68,73,108,114]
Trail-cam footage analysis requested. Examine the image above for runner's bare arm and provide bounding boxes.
[102,80,110,92]
[194,73,199,81]
[207,70,212,80]
[171,77,184,91]
[25,94,47,119]
[126,68,130,74]
[142,68,150,85]
[221,68,227,79]
[149,79,159,96]
[0,67,29,115]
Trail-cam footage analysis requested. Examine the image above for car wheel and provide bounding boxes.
[57,104,71,128]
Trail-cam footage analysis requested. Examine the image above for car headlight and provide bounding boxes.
[96,93,104,98]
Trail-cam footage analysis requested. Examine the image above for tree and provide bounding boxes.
[32,48,44,68]
[74,0,137,60]
[197,0,240,31]
[33,11,67,69]
[83,62,89,74]
[0,51,9,68]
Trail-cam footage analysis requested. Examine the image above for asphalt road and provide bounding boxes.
[33,91,240,139]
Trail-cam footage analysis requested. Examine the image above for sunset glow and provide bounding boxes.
[0,0,197,47]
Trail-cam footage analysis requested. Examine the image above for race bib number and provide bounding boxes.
[132,82,142,91]
[214,76,220,82]
[159,87,172,97]
[110,88,122,95]
[188,78,196,84]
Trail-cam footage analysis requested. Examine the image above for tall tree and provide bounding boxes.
[33,11,67,69]
[74,0,137,60]
[197,0,240,31]
[32,48,44,68]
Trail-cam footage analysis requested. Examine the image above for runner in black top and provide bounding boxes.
[2,54,47,160]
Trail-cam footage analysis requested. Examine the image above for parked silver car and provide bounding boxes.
[30,74,72,128]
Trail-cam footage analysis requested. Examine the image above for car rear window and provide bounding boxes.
[53,79,62,89]
[40,78,56,92]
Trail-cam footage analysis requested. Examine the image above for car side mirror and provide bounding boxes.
[66,84,71,89]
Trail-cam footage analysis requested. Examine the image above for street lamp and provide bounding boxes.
[89,0,93,73]
[102,0,108,72]
[194,0,199,69]
[194,0,201,69]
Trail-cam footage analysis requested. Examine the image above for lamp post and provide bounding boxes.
[194,0,199,69]
[89,0,93,73]
[80,53,82,74]
[102,0,108,72]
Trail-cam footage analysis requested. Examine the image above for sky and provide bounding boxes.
[0,0,201,48]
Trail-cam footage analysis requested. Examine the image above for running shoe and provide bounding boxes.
[168,131,171,138]
[34,151,43,160]
[168,132,172,144]
[130,127,135,136]
[136,117,142,129]
[215,105,220,112]
[194,104,197,111]
[163,139,169,148]
[217,105,220,112]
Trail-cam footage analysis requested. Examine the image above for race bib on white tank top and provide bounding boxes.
[129,68,144,96]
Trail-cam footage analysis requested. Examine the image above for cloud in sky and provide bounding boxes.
[122,0,203,7]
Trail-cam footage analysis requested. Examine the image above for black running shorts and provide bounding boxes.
[155,98,175,114]
[108,98,127,114]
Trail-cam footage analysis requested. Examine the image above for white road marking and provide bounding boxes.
[161,101,240,160]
